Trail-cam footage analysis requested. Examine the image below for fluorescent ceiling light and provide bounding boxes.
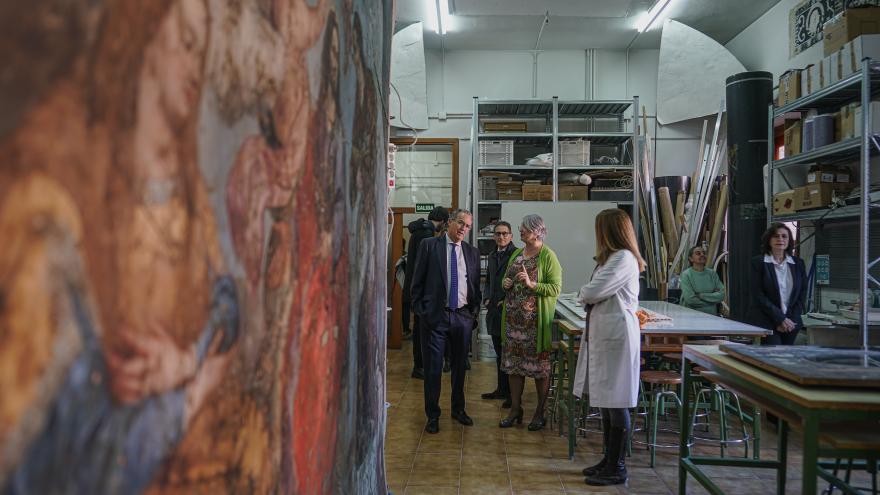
[425,0,452,35]
[426,0,438,33]
[635,0,673,33]
[439,0,452,35]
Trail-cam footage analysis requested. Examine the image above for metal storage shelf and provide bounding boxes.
[557,132,632,144]
[771,137,861,170]
[471,96,640,252]
[477,165,553,170]
[557,165,633,171]
[557,100,632,116]
[773,63,880,116]
[478,132,552,139]
[477,101,553,117]
[766,58,879,348]
[770,204,861,222]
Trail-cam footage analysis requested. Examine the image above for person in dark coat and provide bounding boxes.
[748,222,808,345]
[480,221,516,408]
[410,209,482,434]
[403,206,448,379]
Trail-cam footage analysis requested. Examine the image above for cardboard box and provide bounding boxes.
[840,103,857,139]
[823,7,880,56]
[784,120,802,157]
[558,185,588,201]
[810,61,824,91]
[807,164,836,185]
[778,70,801,106]
[522,183,553,201]
[801,64,814,95]
[834,111,843,141]
[822,56,833,89]
[841,42,855,78]
[483,121,528,132]
[795,183,835,211]
[829,50,842,85]
[853,101,880,136]
[849,34,880,72]
[773,190,798,216]
[497,181,522,200]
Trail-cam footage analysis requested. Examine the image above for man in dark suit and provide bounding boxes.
[410,209,481,433]
[480,220,516,408]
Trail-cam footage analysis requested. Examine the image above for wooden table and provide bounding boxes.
[679,345,880,495]
[552,298,772,461]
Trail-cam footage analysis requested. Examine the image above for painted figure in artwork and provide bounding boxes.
[1,1,239,493]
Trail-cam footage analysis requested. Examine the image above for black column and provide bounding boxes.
[725,71,773,323]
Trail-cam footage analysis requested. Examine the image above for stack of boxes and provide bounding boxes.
[772,165,855,215]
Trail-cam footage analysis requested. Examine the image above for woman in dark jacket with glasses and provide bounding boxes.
[748,222,807,345]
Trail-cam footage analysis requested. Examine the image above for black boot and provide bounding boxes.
[585,426,628,486]
[582,414,611,476]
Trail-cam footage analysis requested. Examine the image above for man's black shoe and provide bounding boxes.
[411,368,424,379]
[451,410,474,426]
[425,418,439,434]
[501,398,512,409]
[481,390,505,400]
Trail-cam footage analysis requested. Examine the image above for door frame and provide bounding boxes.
[387,137,459,349]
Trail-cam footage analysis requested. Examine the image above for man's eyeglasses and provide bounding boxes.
[454,219,472,230]
[493,231,511,237]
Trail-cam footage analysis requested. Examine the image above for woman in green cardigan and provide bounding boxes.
[498,214,562,431]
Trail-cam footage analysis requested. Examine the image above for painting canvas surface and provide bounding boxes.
[0,0,391,493]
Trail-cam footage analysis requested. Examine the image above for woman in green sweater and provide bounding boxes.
[679,246,725,315]
[498,214,562,431]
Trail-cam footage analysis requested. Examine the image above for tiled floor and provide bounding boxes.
[384,338,872,494]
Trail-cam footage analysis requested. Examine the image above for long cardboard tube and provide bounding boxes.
[658,187,679,264]
[674,190,685,235]
[707,182,729,265]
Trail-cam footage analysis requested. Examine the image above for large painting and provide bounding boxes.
[790,0,840,56]
[0,0,392,493]
[789,0,880,57]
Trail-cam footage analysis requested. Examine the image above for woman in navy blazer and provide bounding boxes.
[748,222,808,345]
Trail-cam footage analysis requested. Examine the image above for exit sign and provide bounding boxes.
[415,203,435,213]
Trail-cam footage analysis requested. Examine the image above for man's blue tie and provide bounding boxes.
[449,243,458,309]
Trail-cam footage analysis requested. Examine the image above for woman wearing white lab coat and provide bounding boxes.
[573,208,644,486]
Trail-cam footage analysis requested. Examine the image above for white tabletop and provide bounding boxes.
[553,294,771,336]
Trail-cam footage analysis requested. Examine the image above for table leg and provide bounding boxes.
[567,336,576,460]
[754,408,762,460]
[777,420,788,495]
[678,354,692,495]
[556,342,565,437]
[801,416,819,495]
[752,336,762,460]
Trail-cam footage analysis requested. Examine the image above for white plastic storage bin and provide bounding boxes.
[479,140,514,166]
[559,139,590,166]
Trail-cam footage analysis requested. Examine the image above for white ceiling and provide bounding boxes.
[395,0,782,50]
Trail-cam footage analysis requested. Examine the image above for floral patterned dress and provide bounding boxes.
[501,253,551,379]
